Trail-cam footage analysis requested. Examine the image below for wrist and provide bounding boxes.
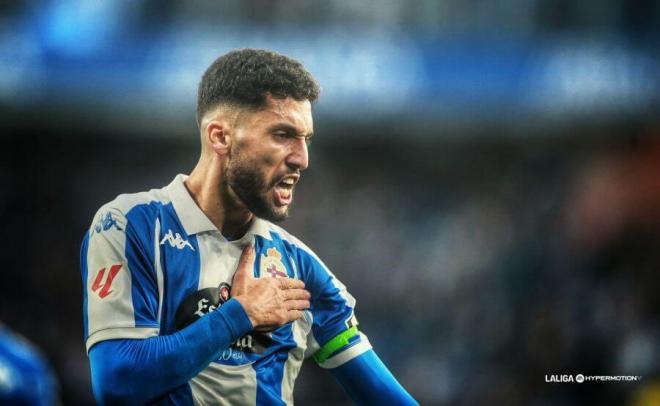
[219,298,254,336]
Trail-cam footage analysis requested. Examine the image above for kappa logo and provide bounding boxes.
[91,264,122,299]
[261,248,288,278]
[160,229,195,251]
[93,212,123,234]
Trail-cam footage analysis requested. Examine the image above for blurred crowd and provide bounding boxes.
[4,0,658,35]
[291,122,660,405]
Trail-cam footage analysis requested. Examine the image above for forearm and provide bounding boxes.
[89,298,252,404]
[330,349,418,405]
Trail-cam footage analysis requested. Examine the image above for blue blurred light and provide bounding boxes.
[39,0,124,56]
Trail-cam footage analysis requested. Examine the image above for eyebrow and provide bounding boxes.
[268,123,314,139]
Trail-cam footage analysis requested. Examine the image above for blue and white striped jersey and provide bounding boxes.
[80,174,371,405]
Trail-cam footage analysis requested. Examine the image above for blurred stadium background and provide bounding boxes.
[1,1,660,405]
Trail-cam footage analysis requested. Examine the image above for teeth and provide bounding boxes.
[281,178,294,185]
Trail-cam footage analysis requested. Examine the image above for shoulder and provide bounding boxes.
[258,221,313,255]
[88,184,172,234]
[256,220,330,271]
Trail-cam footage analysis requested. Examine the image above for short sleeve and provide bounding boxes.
[81,204,160,353]
[292,244,372,369]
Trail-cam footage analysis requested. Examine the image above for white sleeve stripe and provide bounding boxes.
[285,253,300,280]
[317,333,372,369]
[154,218,164,328]
[86,327,159,353]
[86,211,137,341]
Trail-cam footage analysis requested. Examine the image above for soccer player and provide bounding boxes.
[81,49,417,405]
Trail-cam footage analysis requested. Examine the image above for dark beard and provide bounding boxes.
[226,158,288,223]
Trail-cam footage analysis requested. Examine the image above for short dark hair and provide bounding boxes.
[196,49,320,125]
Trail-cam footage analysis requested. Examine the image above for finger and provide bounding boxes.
[232,245,255,284]
[283,288,311,301]
[278,278,305,290]
[285,309,303,322]
[285,299,310,311]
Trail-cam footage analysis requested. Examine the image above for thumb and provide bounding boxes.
[232,245,255,285]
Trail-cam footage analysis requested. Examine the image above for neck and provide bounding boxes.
[185,155,253,238]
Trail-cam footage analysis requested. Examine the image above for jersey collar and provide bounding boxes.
[166,174,272,241]
[166,174,218,236]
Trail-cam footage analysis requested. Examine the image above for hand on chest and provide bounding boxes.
[195,235,295,289]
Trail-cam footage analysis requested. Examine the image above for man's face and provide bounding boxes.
[226,96,313,222]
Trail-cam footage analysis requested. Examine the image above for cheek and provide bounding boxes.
[249,154,280,188]
[259,151,279,166]
[258,148,286,174]
[234,141,286,182]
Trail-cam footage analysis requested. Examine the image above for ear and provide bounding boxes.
[205,120,232,156]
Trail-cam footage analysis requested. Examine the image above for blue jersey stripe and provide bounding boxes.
[80,232,90,339]
[158,202,201,335]
[255,349,289,406]
[282,239,355,347]
[125,203,162,328]
[252,314,298,404]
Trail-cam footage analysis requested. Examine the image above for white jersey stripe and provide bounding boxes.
[281,313,311,405]
[196,232,243,290]
[86,208,139,352]
[154,218,165,327]
[190,363,257,406]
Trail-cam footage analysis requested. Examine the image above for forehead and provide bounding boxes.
[243,96,313,134]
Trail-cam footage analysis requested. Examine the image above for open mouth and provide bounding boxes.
[273,176,297,206]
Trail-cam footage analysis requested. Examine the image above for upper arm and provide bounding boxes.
[81,203,161,353]
[290,242,372,368]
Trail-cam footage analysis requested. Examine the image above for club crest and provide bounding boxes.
[260,247,288,278]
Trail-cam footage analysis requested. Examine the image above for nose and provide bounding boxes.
[286,138,309,171]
